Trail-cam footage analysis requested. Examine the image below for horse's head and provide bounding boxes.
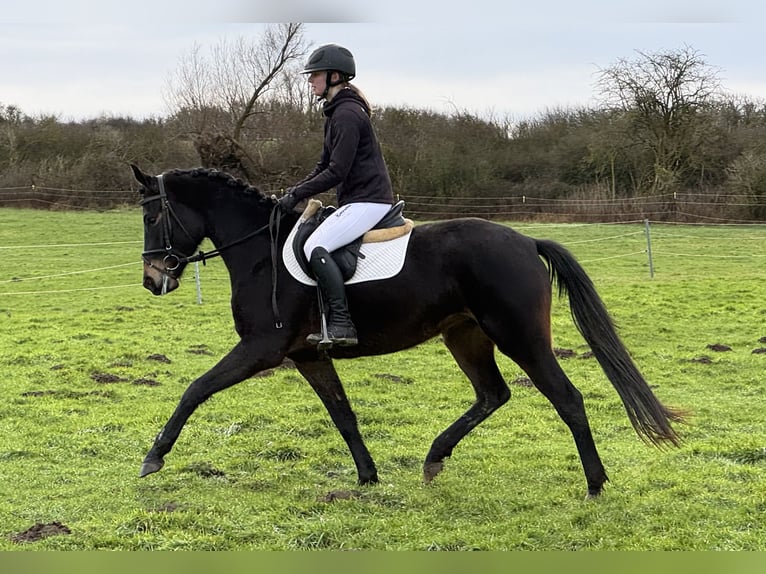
[131,164,206,296]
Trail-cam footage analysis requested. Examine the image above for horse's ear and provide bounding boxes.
[130,163,153,189]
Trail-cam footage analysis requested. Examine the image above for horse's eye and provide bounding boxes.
[143,212,160,226]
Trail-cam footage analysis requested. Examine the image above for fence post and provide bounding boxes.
[194,261,203,304]
[644,219,654,279]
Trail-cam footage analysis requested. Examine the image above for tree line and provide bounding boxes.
[1,25,765,221]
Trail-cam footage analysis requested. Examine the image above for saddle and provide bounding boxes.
[292,199,412,281]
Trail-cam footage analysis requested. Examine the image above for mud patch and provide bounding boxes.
[182,461,226,478]
[706,343,732,352]
[91,372,127,384]
[691,356,713,364]
[554,347,576,358]
[20,390,56,397]
[149,502,181,513]
[752,348,766,355]
[510,376,534,387]
[251,358,296,378]
[20,389,116,399]
[133,378,161,386]
[719,447,766,465]
[147,354,172,363]
[10,521,71,544]
[373,373,414,384]
[318,490,362,503]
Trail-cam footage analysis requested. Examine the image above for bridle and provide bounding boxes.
[139,174,197,276]
[139,173,287,327]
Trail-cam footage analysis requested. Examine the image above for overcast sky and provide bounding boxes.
[2,0,765,122]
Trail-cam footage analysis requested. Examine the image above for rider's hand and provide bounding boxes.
[277,191,299,212]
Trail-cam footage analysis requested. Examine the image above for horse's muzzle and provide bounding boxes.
[143,261,180,295]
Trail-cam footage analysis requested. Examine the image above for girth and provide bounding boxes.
[292,199,408,281]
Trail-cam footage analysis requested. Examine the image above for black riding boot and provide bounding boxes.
[306,247,358,347]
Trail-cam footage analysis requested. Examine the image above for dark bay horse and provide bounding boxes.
[130,164,685,498]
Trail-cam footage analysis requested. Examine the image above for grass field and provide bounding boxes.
[0,207,765,550]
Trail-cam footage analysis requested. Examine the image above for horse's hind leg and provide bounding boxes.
[506,346,609,498]
[293,355,378,485]
[424,315,511,482]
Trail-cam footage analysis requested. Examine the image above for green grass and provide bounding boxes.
[1,208,765,550]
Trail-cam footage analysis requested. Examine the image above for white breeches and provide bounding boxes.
[303,202,391,259]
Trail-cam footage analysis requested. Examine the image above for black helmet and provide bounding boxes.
[302,44,356,80]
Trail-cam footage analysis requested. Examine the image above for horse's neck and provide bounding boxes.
[203,202,276,275]
[205,200,263,244]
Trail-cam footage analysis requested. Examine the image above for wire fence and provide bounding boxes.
[0,185,766,308]
[400,191,766,224]
[1,185,765,223]
[1,201,765,301]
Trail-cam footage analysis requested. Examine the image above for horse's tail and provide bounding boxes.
[535,238,687,447]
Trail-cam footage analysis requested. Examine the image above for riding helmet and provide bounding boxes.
[302,44,356,80]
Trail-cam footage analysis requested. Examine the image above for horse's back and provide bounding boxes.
[408,217,553,319]
[408,218,547,278]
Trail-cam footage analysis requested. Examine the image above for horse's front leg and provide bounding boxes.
[139,338,281,478]
[293,355,378,485]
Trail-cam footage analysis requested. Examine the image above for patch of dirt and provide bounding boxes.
[554,347,576,358]
[21,389,115,399]
[251,368,276,378]
[10,522,71,544]
[318,490,362,503]
[182,461,226,478]
[706,343,732,352]
[759,336,766,344]
[20,390,56,397]
[251,358,297,378]
[50,364,65,370]
[752,348,766,355]
[691,356,713,364]
[150,502,180,513]
[133,378,161,386]
[510,376,534,387]
[373,373,414,384]
[186,348,213,355]
[90,372,126,384]
[115,306,134,312]
[578,351,595,359]
[146,354,172,363]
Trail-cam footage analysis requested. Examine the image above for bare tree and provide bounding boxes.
[164,23,309,181]
[595,45,723,194]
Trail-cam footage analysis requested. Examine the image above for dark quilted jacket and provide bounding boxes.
[290,88,394,206]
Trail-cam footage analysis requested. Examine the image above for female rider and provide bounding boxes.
[278,44,394,347]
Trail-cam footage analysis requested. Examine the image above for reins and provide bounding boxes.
[184,216,275,267]
[269,205,284,329]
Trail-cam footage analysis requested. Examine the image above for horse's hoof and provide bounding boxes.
[423,461,444,483]
[139,459,164,478]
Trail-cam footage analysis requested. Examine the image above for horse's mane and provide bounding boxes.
[164,167,272,207]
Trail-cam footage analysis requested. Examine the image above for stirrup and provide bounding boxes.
[307,329,358,348]
[308,303,335,350]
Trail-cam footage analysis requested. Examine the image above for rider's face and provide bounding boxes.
[307,71,334,97]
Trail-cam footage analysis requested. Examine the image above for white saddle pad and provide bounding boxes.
[282,219,413,286]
